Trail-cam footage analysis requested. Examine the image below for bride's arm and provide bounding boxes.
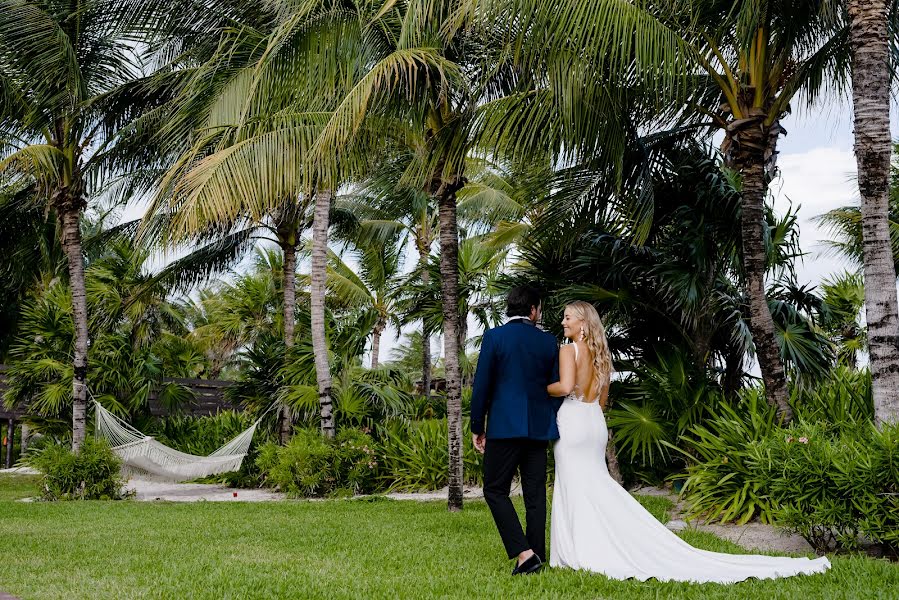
[547,345,576,397]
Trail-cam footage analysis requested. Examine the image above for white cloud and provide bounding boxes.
[772,146,858,288]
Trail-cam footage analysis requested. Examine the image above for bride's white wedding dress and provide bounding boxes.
[549,346,831,583]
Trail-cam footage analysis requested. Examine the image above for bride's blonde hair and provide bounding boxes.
[567,301,613,405]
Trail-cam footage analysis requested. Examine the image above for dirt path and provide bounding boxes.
[630,486,816,555]
[126,478,285,502]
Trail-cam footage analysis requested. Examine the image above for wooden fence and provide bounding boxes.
[0,366,238,421]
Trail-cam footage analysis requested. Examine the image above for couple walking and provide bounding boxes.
[470,285,831,583]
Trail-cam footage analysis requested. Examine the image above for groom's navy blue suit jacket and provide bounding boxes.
[470,318,561,440]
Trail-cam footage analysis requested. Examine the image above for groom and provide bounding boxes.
[471,285,561,575]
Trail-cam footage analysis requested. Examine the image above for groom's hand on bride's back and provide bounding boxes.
[472,433,486,454]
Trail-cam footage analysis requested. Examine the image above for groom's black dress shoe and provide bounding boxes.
[512,554,543,575]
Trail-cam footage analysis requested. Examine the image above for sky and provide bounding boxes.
[769,103,861,288]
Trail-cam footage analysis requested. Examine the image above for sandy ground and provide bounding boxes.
[0,467,39,475]
[125,478,285,502]
[630,486,816,554]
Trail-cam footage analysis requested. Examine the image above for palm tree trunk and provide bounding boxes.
[422,322,432,399]
[849,0,899,426]
[371,319,384,369]
[419,249,432,400]
[728,123,792,422]
[605,430,624,485]
[311,190,335,438]
[437,177,465,512]
[279,241,297,443]
[59,205,89,452]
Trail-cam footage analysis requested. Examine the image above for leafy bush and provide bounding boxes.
[147,411,273,488]
[378,418,484,491]
[150,411,258,456]
[789,366,873,427]
[675,390,778,524]
[256,428,379,497]
[26,437,129,501]
[750,421,899,553]
[605,349,725,484]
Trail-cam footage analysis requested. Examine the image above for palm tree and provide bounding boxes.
[138,5,356,441]
[847,0,899,425]
[307,0,638,509]
[507,0,896,422]
[328,236,404,370]
[0,0,175,450]
[341,162,440,398]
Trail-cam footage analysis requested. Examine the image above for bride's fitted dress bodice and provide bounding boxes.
[550,344,830,583]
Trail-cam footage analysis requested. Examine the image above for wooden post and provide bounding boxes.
[4,419,12,468]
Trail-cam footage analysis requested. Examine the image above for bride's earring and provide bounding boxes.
[579,327,586,342]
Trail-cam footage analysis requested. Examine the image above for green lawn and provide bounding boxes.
[0,475,896,599]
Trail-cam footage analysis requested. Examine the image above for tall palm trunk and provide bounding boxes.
[436,176,465,512]
[727,119,792,422]
[58,201,89,452]
[848,0,899,426]
[605,431,624,485]
[418,239,432,400]
[311,190,335,438]
[371,316,385,369]
[279,241,297,443]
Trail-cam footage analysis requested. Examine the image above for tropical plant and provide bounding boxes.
[0,0,185,450]
[0,179,66,359]
[606,349,726,479]
[3,237,199,428]
[377,418,485,492]
[675,390,780,525]
[328,236,404,369]
[255,427,380,497]
[819,271,866,367]
[750,420,899,553]
[506,0,895,421]
[26,437,128,501]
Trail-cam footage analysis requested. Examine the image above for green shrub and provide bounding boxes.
[675,391,778,524]
[146,411,274,488]
[256,428,379,497]
[150,411,258,456]
[749,422,857,550]
[378,418,484,491]
[27,437,129,501]
[333,428,380,496]
[751,421,899,553]
[789,367,873,427]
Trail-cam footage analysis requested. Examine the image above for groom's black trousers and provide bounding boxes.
[483,438,549,561]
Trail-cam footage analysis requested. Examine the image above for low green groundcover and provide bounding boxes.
[1,476,896,599]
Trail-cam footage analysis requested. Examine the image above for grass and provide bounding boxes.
[0,475,897,599]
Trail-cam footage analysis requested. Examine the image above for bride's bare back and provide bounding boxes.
[549,341,609,407]
[571,341,607,406]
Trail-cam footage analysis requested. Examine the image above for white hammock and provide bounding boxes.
[94,401,263,482]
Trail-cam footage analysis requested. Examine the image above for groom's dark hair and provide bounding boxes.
[506,285,542,317]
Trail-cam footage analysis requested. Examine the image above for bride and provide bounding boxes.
[545,300,831,583]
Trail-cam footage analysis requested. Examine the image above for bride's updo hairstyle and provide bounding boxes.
[567,301,613,401]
